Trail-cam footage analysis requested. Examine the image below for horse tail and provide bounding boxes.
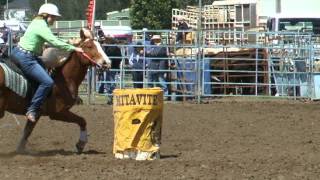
[0,65,7,118]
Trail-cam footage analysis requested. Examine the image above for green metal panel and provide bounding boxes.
[70,21,83,28]
[57,21,70,28]
[21,20,130,29]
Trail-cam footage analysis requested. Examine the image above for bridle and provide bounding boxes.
[78,39,102,68]
[77,51,102,68]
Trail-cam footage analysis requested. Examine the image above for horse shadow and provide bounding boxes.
[159,154,179,159]
[0,149,106,158]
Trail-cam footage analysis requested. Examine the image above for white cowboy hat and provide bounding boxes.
[176,16,185,21]
[38,3,61,17]
[151,35,161,40]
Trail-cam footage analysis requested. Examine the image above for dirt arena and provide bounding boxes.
[0,98,320,179]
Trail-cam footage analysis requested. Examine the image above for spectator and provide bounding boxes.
[99,36,122,104]
[129,42,145,88]
[146,35,169,95]
[94,22,105,43]
[176,16,189,44]
[0,21,9,44]
[0,21,10,57]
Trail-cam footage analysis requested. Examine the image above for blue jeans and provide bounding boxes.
[11,47,54,113]
[148,71,168,95]
[98,71,116,94]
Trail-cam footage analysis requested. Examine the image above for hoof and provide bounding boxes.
[76,140,87,154]
[75,96,83,105]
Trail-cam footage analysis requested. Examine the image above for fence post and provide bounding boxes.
[87,68,92,104]
[8,30,12,56]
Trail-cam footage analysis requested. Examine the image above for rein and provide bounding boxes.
[77,38,102,68]
[78,51,102,68]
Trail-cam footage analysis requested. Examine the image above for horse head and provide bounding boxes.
[78,28,111,69]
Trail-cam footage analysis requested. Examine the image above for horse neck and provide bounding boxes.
[58,52,89,86]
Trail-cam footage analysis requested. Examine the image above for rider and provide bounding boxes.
[10,3,83,122]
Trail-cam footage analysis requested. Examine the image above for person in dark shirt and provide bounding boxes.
[98,36,121,97]
[129,42,145,88]
[94,22,105,43]
[176,16,189,44]
[0,21,10,57]
[146,35,169,95]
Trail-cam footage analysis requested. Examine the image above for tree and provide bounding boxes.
[95,0,130,19]
[28,0,87,20]
[28,0,130,20]
[129,0,215,30]
[130,0,176,30]
[0,0,13,5]
[0,0,13,18]
[27,0,214,21]
[174,0,214,8]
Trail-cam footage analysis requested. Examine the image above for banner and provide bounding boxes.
[86,0,95,30]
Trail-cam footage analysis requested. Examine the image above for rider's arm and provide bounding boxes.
[39,21,76,52]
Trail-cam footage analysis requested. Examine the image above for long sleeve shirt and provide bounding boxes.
[18,18,75,55]
[145,45,168,70]
[129,52,144,69]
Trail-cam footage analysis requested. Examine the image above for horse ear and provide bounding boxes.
[80,28,94,40]
[80,28,85,40]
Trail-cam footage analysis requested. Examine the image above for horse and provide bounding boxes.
[0,28,111,153]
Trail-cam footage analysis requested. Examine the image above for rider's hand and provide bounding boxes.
[74,47,84,53]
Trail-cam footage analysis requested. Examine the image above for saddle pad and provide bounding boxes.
[0,62,28,97]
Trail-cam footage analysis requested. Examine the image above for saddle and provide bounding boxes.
[1,44,73,98]
[0,47,69,98]
[40,47,70,68]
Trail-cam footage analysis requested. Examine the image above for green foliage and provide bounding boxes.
[175,0,214,8]
[95,0,130,20]
[26,0,215,23]
[28,0,87,20]
[0,0,13,5]
[130,0,177,30]
[129,0,215,29]
[28,0,130,20]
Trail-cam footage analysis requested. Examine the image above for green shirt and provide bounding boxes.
[19,19,75,55]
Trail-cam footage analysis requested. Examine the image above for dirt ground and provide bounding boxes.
[0,98,320,179]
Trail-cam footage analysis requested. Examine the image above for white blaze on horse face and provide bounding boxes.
[93,41,112,66]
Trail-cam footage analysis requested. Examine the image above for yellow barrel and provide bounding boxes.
[113,88,163,160]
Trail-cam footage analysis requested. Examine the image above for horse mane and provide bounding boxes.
[51,28,95,76]
[43,28,94,70]
[68,37,82,46]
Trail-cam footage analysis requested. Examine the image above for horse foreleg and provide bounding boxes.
[49,111,87,153]
[16,120,38,153]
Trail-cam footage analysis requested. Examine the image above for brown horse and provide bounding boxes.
[0,28,111,153]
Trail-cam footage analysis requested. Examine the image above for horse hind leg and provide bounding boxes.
[0,67,6,118]
[16,120,38,153]
[0,97,6,118]
[49,110,88,154]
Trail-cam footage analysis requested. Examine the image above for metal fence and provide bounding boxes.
[83,29,320,104]
[2,28,320,104]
